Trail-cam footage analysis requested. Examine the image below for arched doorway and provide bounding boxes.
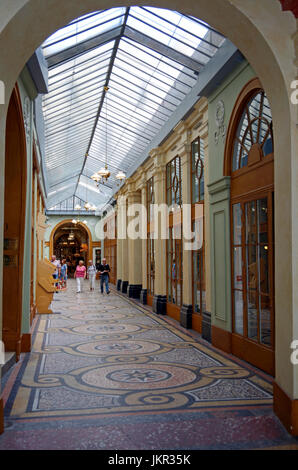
[224,78,275,375]
[2,85,27,361]
[0,0,296,435]
[49,220,93,277]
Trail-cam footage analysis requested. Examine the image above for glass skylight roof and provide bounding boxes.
[41,6,225,210]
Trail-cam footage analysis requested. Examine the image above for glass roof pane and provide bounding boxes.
[41,7,226,209]
[120,37,196,79]
[127,7,209,60]
[48,50,112,85]
[43,8,125,57]
[47,41,114,75]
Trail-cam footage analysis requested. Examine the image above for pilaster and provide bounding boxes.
[179,136,193,328]
[116,193,123,289]
[199,120,211,317]
[151,151,167,299]
[119,193,129,291]
[140,177,148,304]
[127,185,142,299]
[207,176,232,342]
[150,149,167,313]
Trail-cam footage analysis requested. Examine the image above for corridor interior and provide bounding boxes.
[0,280,297,450]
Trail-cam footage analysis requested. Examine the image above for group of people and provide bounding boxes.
[50,255,111,294]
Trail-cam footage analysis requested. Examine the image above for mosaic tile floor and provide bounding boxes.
[1,280,298,450]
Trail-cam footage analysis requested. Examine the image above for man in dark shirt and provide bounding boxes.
[98,258,111,294]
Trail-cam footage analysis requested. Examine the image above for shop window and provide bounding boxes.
[166,156,181,206]
[167,225,183,307]
[191,137,205,203]
[147,235,155,296]
[192,220,205,315]
[147,176,155,222]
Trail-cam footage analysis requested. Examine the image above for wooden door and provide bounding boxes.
[231,191,275,374]
[2,86,27,360]
[225,80,275,375]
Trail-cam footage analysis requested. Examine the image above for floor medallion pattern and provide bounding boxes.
[1,280,297,449]
[4,281,273,420]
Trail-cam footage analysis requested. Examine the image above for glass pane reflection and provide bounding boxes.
[233,247,243,290]
[260,295,271,346]
[234,290,243,335]
[233,203,242,245]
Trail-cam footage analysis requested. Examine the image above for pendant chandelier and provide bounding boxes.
[72,217,88,226]
[91,86,126,187]
[72,202,88,225]
[68,230,75,240]
[84,202,92,210]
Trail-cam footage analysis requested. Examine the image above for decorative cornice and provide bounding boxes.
[198,121,209,140]
[207,176,231,196]
[177,142,191,161]
[149,147,163,159]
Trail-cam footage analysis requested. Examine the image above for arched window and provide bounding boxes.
[224,78,275,376]
[232,90,273,171]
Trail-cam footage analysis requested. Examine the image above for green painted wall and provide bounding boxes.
[207,61,256,332]
[44,215,103,261]
[45,215,102,242]
[17,76,34,336]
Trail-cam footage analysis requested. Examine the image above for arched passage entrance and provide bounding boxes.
[49,220,93,276]
[0,0,297,434]
[2,85,27,361]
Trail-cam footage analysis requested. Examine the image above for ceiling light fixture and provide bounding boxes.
[72,218,88,226]
[84,202,92,210]
[91,173,102,186]
[116,170,126,183]
[94,86,126,187]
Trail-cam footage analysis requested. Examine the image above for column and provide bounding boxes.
[127,186,142,299]
[200,120,212,341]
[179,141,193,328]
[151,150,167,314]
[116,196,123,291]
[118,193,129,294]
[140,180,148,304]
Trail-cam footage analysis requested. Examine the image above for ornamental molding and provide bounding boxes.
[23,96,31,143]
[214,100,226,145]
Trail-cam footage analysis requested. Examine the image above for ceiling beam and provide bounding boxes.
[46,26,123,68]
[121,40,244,185]
[123,26,203,73]
[73,7,131,202]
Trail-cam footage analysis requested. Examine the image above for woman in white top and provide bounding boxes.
[87,260,97,291]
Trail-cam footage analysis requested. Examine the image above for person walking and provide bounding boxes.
[87,260,97,291]
[98,258,111,294]
[59,259,68,290]
[50,255,61,290]
[74,260,86,293]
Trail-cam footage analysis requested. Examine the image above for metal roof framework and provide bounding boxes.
[42,6,225,211]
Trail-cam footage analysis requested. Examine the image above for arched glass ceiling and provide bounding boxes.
[42,7,225,211]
